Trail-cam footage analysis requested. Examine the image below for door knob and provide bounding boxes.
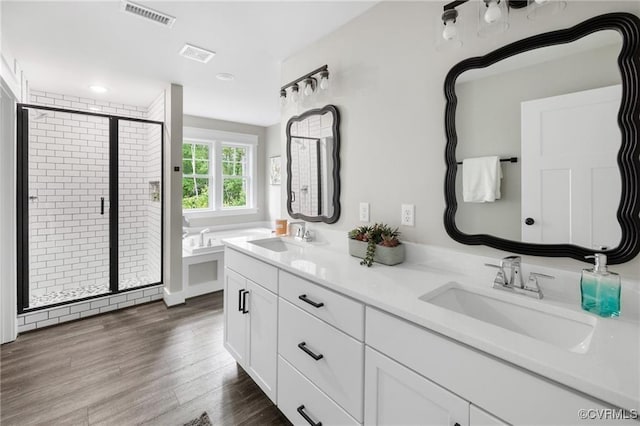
[525,217,535,226]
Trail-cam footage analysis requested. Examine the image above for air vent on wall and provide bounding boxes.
[179,44,216,64]
[121,0,176,28]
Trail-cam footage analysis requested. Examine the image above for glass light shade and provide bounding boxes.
[435,10,463,51]
[477,0,509,38]
[290,86,299,103]
[527,0,567,20]
[484,1,502,23]
[442,20,458,40]
[319,71,330,90]
[304,79,314,96]
[320,76,329,90]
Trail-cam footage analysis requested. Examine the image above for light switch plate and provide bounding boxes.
[401,204,415,226]
[359,202,370,222]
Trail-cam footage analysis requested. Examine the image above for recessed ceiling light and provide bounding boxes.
[89,85,108,93]
[216,73,235,81]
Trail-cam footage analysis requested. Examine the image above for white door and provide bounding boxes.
[521,85,622,249]
[246,280,278,403]
[364,347,469,426]
[223,268,247,365]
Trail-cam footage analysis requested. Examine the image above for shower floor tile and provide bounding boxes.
[29,276,153,309]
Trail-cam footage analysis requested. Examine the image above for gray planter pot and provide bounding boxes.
[348,239,405,266]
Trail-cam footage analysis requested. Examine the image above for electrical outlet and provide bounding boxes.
[359,202,370,222]
[401,204,415,226]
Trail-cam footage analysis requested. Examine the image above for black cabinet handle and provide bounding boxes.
[297,405,322,426]
[298,342,323,361]
[241,290,249,314]
[238,289,245,312]
[299,294,324,308]
[525,217,535,226]
[100,197,104,215]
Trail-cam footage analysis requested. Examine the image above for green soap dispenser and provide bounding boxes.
[580,253,621,317]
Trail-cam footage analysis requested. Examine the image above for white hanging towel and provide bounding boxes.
[462,156,503,202]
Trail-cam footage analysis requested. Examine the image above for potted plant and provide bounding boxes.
[348,223,405,267]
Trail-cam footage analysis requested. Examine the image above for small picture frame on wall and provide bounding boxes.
[270,156,281,185]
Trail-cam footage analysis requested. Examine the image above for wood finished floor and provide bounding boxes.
[0,292,291,426]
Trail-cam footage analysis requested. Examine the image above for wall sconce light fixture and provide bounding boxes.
[438,0,566,48]
[280,65,329,107]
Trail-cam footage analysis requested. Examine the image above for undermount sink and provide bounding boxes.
[420,283,596,354]
[248,237,305,254]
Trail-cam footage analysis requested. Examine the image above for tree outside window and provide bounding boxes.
[182,143,211,209]
[222,145,248,208]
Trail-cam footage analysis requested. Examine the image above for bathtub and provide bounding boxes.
[182,227,272,298]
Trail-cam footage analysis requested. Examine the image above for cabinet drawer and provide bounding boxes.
[366,307,626,425]
[279,298,364,422]
[280,271,364,340]
[278,356,360,426]
[225,248,278,293]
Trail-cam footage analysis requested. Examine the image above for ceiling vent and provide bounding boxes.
[179,44,216,64]
[121,1,176,28]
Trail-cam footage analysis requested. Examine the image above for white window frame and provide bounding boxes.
[182,127,258,218]
[182,140,215,212]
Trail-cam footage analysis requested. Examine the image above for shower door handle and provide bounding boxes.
[100,197,105,215]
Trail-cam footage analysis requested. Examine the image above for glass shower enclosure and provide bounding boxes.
[16,104,163,312]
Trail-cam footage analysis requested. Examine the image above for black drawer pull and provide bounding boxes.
[298,342,323,361]
[299,294,324,308]
[100,197,105,215]
[241,290,249,314]
[238,289,244,312]
[297,405,322,426]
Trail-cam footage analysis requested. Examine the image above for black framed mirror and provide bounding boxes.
[287,105,341,223]
[444,13,640,265]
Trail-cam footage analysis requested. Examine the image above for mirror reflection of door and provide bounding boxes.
[453,29,623,248]
[287,106,339,222]
[290,136,321,217]
[521,85,622,249]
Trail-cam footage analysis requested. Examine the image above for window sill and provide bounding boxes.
[183,208,259,219]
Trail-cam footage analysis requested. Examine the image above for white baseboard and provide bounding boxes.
[163,286,186,307]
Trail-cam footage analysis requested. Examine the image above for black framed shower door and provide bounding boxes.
[16,103,164,314]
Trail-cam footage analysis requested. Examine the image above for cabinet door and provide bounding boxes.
[365,347,469,426]
[224,268,247,365]
[246,280,278,403]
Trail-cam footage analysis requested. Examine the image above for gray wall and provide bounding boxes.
[182,115,266,227]
[455,41,622,240]
[278,1,640,278]
[265,123,282,224]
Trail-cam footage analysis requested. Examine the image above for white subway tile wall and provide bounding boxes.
[17,285,164,333]
[26,90,164,311]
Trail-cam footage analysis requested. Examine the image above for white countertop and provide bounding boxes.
[223,235,640,412]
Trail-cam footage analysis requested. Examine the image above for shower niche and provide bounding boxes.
[17,104,164,311]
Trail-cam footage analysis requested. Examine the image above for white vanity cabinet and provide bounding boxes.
[365,347,470,426]
[223,257,278,403]
[223,248,634,426]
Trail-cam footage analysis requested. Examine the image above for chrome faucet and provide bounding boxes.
[485,255,553,299]
[199,228,210,247]
[289,221,312,242]
[289,221,306,240]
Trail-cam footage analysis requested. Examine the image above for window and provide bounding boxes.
[222,145,249,208]
[182,127,257,215]
[182,142,213,209]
